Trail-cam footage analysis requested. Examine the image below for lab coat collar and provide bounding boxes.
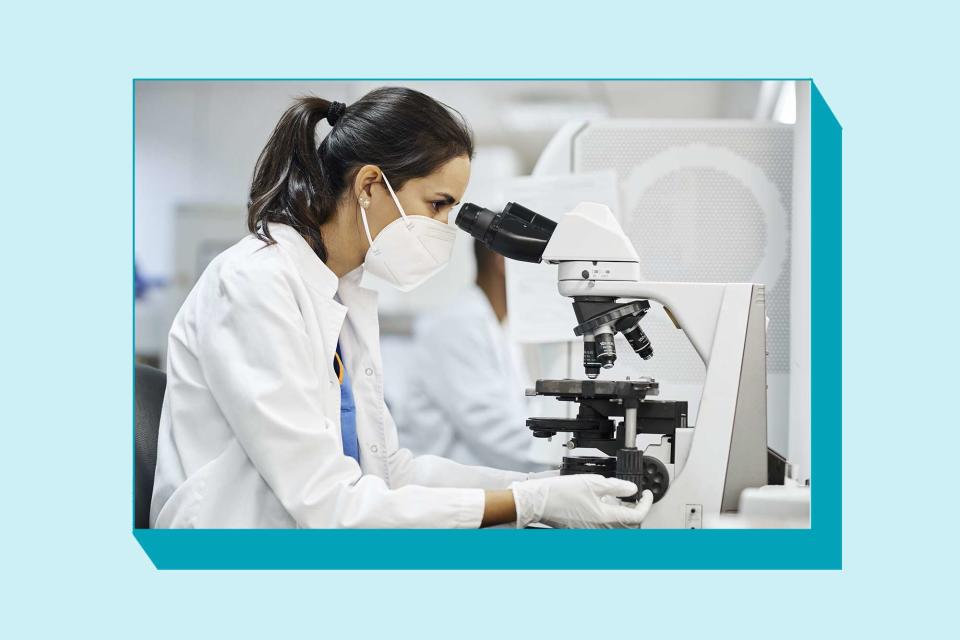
[337,265,367,295]
[335,266,381,360]
[263,224,382,367]
[465,283,496,319]
[264,223,349,372]
[266,223,340,300]
[465,282,506,330]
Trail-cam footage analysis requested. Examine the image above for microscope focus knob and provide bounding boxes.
[616,448,669,503]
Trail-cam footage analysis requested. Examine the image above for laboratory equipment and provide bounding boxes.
[530,118,802,481]
[457,200,769,527]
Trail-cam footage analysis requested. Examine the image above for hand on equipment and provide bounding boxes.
[510,474,654,528]
[524,468,561,481]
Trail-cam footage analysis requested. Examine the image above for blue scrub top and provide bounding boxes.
[335,343,360,463]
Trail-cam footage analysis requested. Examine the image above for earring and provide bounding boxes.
[358,195,371,208]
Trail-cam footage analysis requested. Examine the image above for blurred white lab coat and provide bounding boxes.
[396,284,545,472]
[149,223,528,529]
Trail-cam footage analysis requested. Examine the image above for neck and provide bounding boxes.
[318,202,366,278]
[477,273,507,323]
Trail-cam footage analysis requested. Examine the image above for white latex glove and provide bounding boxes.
[525,468,561,481]
[510,474,654,528]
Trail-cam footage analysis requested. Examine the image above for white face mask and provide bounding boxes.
[359,173,457,292]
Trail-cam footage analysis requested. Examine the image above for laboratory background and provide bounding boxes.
[135,80,810,525]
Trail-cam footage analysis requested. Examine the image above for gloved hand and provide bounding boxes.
[510,474,654,528]
[525,468,561,481]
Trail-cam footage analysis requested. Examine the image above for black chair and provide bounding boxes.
[135,364,166,529]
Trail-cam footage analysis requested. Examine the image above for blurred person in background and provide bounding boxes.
[397,239,547,472]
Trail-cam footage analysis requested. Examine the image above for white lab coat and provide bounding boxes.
[396,285,545,471]
[149,223,528,528]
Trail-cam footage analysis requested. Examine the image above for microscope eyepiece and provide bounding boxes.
[456,202,557,263]
[454,203,493,237]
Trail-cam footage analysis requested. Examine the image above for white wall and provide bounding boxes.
[135,80,763,279]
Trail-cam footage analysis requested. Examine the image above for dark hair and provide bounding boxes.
[247,87,475,261]
[473,237,498,276]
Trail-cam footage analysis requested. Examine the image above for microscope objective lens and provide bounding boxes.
[596,333,617,368]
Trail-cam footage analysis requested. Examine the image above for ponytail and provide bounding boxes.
[247,97,340,260]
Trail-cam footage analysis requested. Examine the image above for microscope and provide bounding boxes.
[457,201,769,528]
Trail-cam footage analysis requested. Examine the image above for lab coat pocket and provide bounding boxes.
[153,444,249,528]
[152,455,220,528]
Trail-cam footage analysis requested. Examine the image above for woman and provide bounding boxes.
[149,87,653,528]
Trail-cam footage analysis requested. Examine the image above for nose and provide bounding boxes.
[444,203,463,226]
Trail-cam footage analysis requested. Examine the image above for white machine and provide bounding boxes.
[457,200,771,528]
[529,118,799,478]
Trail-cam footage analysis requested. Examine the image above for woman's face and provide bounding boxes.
[360,155,471,245]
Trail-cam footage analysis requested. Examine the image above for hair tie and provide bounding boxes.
[327,101,346,127]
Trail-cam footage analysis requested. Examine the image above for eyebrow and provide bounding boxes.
[433,192,460,205]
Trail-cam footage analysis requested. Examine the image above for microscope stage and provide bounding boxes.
[530,378,659,401]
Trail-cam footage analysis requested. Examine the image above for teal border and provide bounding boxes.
[133,79,841,570]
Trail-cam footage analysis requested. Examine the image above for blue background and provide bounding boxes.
[1,0,952,636]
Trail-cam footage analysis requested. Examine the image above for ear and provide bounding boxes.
[352,164,382,200]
